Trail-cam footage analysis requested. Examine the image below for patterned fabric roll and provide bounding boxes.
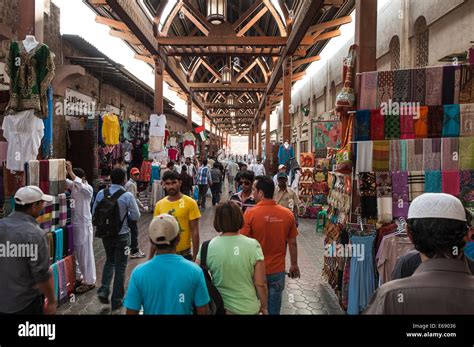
[355,110,371,141]
[425,67,443,106]
[385,114,401,140]
[442,171,460,196]
[424,171,442,193]
[370,109,385,140]
[414,106,429,138]
[441,137,459,171]
[423,138,441,171]
[390,140,407,172]
[392,171,409,218]
[377,70,394,106]
[460,137,474,170]
[406,139,424,171]
[460,103,474,137]
[427,106,444,138]
[408,171,425,202]
[372,140,390,172]
[442,104,460,137]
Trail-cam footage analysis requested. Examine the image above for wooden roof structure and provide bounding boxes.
[84,0,354,135]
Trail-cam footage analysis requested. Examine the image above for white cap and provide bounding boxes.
[278,164,286,170]
[149,214,180,245]
[14,186,53,205]
[408,193,467,222]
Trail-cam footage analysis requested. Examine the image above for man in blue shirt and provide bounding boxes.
[93,168,140,311]
[125,214,210,315]
[196,159,212,209]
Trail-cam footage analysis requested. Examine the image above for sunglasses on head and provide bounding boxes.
[241,181,251,186]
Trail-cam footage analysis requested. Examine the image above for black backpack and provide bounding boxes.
[198,240,226,315]
[93,188,127,238]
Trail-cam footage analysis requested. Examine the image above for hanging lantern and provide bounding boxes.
[227,94,234,106]
[230,110,236,118]
[221,65,231,85]
[207,0,227,25]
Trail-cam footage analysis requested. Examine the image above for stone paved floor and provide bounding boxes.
[58,181,343,315]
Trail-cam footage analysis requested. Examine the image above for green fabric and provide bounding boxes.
[460,137,474,170]
[6,41,55,118]
[384,113,401,140]
[197,235,264,314]
[142,143,149,159]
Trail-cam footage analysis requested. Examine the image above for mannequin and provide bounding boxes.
[278,141,294,165]
[23,35,40,53]
[284,141,290,149]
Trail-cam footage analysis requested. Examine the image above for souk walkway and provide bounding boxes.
[58,182,343,315]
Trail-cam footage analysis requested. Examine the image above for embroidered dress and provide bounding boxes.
[5,41,55,118]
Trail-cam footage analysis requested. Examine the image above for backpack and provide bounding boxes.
[92,188,127,238]
[198,240,226,315]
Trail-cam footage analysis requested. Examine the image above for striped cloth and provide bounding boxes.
[59,193,67,227]
[423,138,441,171]
[441,138,459,171]
[408,171,425,202]
[39,160,49,195]
[372,140,390,172]
[460,103,474,137]
[27,160,40,186]
[52,196,60,229]
[406,139,424,171]
[38,201,53,231]
[390,140,407,172]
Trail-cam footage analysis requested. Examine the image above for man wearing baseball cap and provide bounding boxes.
[365,193,474,314]
[0,186,56,314]
[125,167,148,259]
[273,164,290,187]
[124,214,210,315]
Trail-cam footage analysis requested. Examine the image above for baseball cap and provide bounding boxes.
[130,167,140,175]
[14,186,53,205]
[408,193,467,222]
[277,172,288,180]
[149,214,180,245]
[278,164,286,170]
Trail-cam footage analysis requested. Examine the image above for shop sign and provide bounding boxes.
[314,112,339,122]
[62,89,96,117]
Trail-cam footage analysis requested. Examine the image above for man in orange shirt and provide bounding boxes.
[240,175,300,315]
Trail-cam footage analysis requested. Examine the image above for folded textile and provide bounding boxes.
[425,171,442,193]
[425,66,443,106]
[406,139,424,171]
[410,68,426,104]
[377,197,393,223]
[414,106,429,138]
[372,140,390,172]
[442,104,460,137]
[57,159,66,181]
[460,103,474,137]
[57,260,68,304]
[423,138,441,171]
[390,140,407,172]
[356,141,373,173]
[393,69,411,102]
[64,255,76,298]
[54,228,64,263]
[52,196,60,229]
[51,263,59,301]
[442,66,456,105]
[377,70,394,106]
[442,171,460,196]
[359,71,378,110]
[59,194,67,227]
[39,160,49,194]
[370,109,385,140]
[355,110,371,141]
[392,171,409,218]
[441,137,459,171]
[376,171,392,198]
[385,114,401,140]
[460,137,474,170]
[408,171,425,202]
[49,159,59,181]
[66,225,74,256]
[27,160,40,186]
[427,106,444,138]
[400,113,415,139]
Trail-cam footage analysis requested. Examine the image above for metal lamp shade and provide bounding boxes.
[222,65,231,85]
[207,0,227,24]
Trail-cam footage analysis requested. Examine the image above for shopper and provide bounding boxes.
[152,170,201,261]
[234,163,249,192]
[273,164,290,186]
[93,168,141,311]
[124,167,147,259]
[210,162,223,206]
[180,165,194,197]
[241,176,300,315]
[125,214,210,315]
[185,157,197,184]
[196,202,267,314]
[252,159,266,176]
[364,193,474,314]
[0,186,56,314]
[65,162,96,294]
[274,172,300,226]
[226,159,239,195]
[196,159,212,209]
[230,171,256,213]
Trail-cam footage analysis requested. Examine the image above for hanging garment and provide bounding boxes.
[168,148,179,161]
[49,159,59,195]
[410,68,426,104]
[27,160,40,186]
[370,109,385,141]
[400,113,415,139]
[142,143,149,160]
[459,137,474,170]
[390,140,407,172]
[376,171,392,198]
[0,142,7,167]
[141,122,150,143]
[42,86,53,158]
[54,228,64,263]
[459,64,474,103]
[377,233,414,284]
[140,161,152,182]
[442,104,460,137]
[425,66,443,106]
[101,114,120,145]
[151,164,160,182]
[384,113,400,140]
[127,121,142,140]
[5,41,55,118]
[414,106,429,138]
[460,103,474,137]
[359,172,377,219]
[408,171,425,202]
[3,167,25,197]
[423,138,441,171]
[121,120,131,141]
[406,139,424,171]
[122,140,133,164]
[149,114,166,137]
[427,106,444,138]
[355,141,373,173]
[277,145,294,165]
[392,171,409,218]
[377,70,394,106]
[149,135,164,153]
[442,65,456,105]
[442,171,460,196]
[359,71,378,110]
[183,140,196,158]
[441,137,459,171]
[169,136,177,147]
[393,69,411,102]
[355,110,370,141]
[372,140,390,172]
[424,170,442,193]
[347,234,376,315]
[1,109,44,172]
[64,255,76,298]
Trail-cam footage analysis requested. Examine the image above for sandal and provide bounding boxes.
[75,279,84,288]
[76,284,96,294]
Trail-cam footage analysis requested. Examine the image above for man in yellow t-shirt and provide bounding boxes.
[152,170,201,261]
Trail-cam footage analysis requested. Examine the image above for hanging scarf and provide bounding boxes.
[39,160,49,194]
[427,106,444,138]
[390,140,407,172]
[27,160,40,186]
[392,171,409,218]
[423,138,441,171]
[442,65,456,105]
[377,70,394,106]
[372,140,390,171]
[460,170,474,207]
[41,86,53,158]
[393,69,411,102]
[408,171,425,202]
[359,71,378,110]
[459,65,474,103]
[355,141,373,173]
[410,68,426,104]
[460,137,474,170]
[384,113,401,140]
[414,106,429,138]
[442,171,460,196]
[406,139,424,172]
[425,67,443,106]
[442,104,460,137]
[441,137,459,171]
[400,113,415,139]
[425,171,442,193]
[376,172,393,223]
[355,110,371,141]
[370,109,385,140]
[460,103,474,137]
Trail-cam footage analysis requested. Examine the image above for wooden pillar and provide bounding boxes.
[282,57,292,143]
[265,98,271,165]
[154,58,164,114]
[257,114,262,160]
[355,0,377,75]
[249,127,253,153]
[201,114,206,160]
[18,0,36,40]
[187,95,193,130]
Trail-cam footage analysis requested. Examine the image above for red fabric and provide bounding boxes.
[168,148,179,161]
[370,109,385,140]
[39,160,49,194]
[442,171,460,196]
[375,223,397,254]
[139,161,152,182]
[64,255,76,298]
[183,140,196,149]
[164,130,169,146]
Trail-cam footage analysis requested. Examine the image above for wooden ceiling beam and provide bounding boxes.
[134,54,154,65]
[292,55,321,69]
[180,3,210,36]
[95,16,129,31]
[200,58,221,81]
[109,29,140,44]
[155,36,287,46]
[237,7,268,37]
[232,0,263,31]
[300,29,341,46]
[306,15,352,36]
[189,83,267,91]
[235,60,258,82]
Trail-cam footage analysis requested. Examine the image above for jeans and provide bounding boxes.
[266,272,286,315]
[198,184,208,208]
[99,233,130,307]
[211,182,222,205]
[129,219,139,254]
